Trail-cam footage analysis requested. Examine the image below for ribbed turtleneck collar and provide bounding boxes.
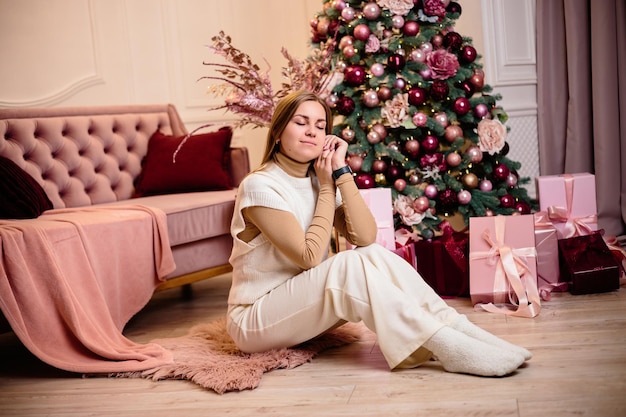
[273,151,311,178]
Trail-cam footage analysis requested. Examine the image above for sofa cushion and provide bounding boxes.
[0,156,53,219]
[134,127,233,197]
[101,190,237,246]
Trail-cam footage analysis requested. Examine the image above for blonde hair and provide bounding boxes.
[259,90,333,166]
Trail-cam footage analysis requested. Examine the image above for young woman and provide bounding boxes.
[226,90,531,376]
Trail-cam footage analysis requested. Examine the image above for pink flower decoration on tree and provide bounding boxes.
[394,195,426,226]
[423,0,447,18]
[377,0,415,16]
[426,49,460,80]
[477,119,507,155]
[381,93,410,128]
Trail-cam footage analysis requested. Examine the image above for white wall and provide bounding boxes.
[0,0,538,192]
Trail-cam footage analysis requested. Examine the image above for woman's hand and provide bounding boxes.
[314,135,348,185]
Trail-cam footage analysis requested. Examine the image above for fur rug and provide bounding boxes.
[115,318,362,394]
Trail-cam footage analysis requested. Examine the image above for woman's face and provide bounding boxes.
[278,100,328,163]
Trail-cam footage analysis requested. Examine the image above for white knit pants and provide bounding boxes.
[227,243,462,369]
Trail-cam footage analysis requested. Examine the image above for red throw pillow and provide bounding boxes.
[0,156,53,219]
[134,127,233,197]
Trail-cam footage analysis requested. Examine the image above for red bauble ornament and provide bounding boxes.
[447,2,462,14]
[407,87,427,106]
[493,163,510,181]
[443,32,463,50]
[438,189,458,210]
[378,86,392,100]
[500,194,515,208]
[344,65,367,86]
[387,54,406,72]
[336,96,355,115]
[515,201,531,214]
[355,173,375,189]
[452,97,471,115]
[470,71,484,89]
[460,45,477,64]
[429,80,449,101]
[387,165,403,181]
[421,135,439,153]
[403,21,420,36]
[459,80,475,98]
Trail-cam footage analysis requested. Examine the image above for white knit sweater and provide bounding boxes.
[228,162,331,305]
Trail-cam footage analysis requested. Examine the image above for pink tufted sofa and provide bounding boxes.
[0,104,249,332]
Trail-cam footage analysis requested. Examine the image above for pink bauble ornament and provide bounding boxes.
[316,18,330,35]
[474,103,489,118]
[431,34,443,48]
[363,89,380,107]
[493,163,510,181]
[444,125,463,142]
[341,127,355,142]
[370,62,385,77]
[388,142,399,152]
[424,184,439,199]
[500,194,515,208]
[394,178,407,192]
[339,36,354,49]
[457,190,472,205]
[453,97,471,115]
[420,42,433,54]
[419,68,432,80]
[394,77,406,89]
[410,48,426,63]
[378,86,392,100]
[341,6,356,21]
[342,46,356,58]
[460,45,477,64]
[466,146,483,163]
[506,173,518,187]
[414,196,430,212]
[403,21,420,36]
[413,111,428,126]
[408,87,427,106]
[344,65,366,86]
[434,112,449,128]
[479,179,493,192]
[372,159,387,173]
[332,0,346,11]
[363,2,381,19]
[421,135,439,153]
[485,208,495,216]
[325,93,339,108]
[348,155,363,171]
[404,139,420,156]
[446,152,462,167]
[353,24,371,41]
[391,15,405,29]
[372,123,387,139]
[367,130,381,144]
[355,173,375,189]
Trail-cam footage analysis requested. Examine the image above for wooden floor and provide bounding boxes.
[0,273,625,417]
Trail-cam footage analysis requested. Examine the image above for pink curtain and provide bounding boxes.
[537,0,626,238]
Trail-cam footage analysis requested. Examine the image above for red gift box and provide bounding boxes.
[469,215,541,318]
[392,241,418,270]
[412,225,469,297]
[536,173,598,239]
[558,232,620,295]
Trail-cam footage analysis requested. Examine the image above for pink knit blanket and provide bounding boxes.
[0,205,176,373]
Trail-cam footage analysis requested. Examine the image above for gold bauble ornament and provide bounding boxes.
[463,172,479,189]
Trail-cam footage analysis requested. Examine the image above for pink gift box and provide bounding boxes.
[469,215,541,317]
[346,188,396,250]
[536,173,598,239]
[534,212,565,298]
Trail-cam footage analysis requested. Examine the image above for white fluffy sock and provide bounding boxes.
[423,326,525,377]
[451,315,532,361]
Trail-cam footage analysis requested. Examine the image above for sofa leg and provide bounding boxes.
[181,284,193,300]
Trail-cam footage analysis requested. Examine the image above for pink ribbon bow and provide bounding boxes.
[547,175,597,238]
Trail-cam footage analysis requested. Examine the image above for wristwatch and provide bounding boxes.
[332,165,353,180]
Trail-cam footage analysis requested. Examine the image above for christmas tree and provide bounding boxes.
[308,0,535,239]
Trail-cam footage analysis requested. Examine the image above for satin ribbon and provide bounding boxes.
[534,212,568,301]
[470,216,541,318]
[547,175,597,238]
